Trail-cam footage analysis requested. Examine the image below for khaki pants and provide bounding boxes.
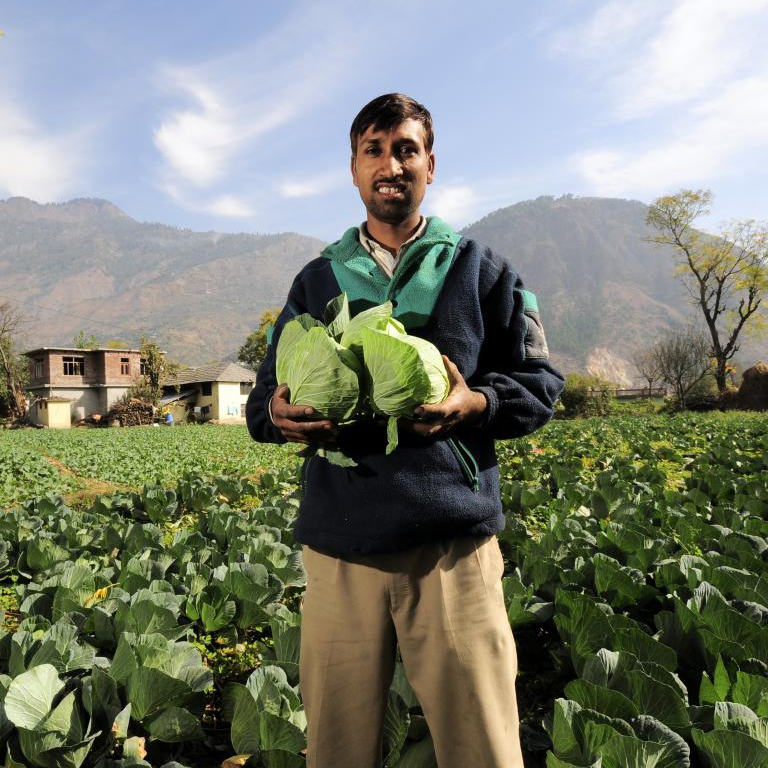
[299,535,524,768]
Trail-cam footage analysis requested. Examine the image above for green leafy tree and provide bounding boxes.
[646,189,768,394]
[127,336,180,405]
[0,302,29,420]
[72,330,99,349]
[238,308,280,372]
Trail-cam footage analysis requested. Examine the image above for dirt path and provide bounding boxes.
[40,454,136,506]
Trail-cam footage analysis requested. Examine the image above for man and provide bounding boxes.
[246,94,564,768]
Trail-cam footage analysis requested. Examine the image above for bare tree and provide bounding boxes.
[0,302,28,421]
[630,348,662,397]
[646,189,768,394]
[651,326,713,410]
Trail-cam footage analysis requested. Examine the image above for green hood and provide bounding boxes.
[321,216,461,331]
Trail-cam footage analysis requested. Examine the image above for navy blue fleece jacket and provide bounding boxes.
[246,225,564,555]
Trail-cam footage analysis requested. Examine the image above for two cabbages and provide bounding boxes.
[275,293,450,456]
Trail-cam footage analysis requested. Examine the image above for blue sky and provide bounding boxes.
[1,0,767,241]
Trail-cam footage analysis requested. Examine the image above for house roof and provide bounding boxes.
[169,361,257,386]
[24,347,142,356]
[160,387,199,405]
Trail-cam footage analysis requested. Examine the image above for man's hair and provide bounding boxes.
[350,94,433,155]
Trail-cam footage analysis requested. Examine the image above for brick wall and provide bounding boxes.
[46,352,99,386]
[27,354,51,385]
[27,350,143,386]
[102,351,142,385]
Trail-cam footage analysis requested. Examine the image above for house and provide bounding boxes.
[162,362,257,423]
[25,347,147,426]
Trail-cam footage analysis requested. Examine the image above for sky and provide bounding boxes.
[1,0,767,241]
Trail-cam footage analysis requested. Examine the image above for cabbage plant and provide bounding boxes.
[275,293,451,456]
[4,664,100,768]
[276,324,362,422]
[361,326,450,453]
[340,301,405,358]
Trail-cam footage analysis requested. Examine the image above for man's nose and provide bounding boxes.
[380,150,403,176]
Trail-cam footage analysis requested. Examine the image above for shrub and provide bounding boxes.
[559,374,615,418]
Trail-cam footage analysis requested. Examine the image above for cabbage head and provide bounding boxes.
[277,325,362,422]
[275,314,324,386]
[340,301,406,358]
[361,326,450,453]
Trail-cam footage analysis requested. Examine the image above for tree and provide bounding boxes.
[238,308,281,372]
[650,326,713,410]
[646,189,768,394]
[73,330,99,349]
[0,302,29,421]
[630,348,662,396]
[128,336,180,405]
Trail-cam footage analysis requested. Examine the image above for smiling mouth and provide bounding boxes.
[374,182,406,198]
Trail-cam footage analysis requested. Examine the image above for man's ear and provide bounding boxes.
[350,154,359,188]
[427,151,435,184]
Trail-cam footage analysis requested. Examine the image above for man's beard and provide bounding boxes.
[366,181,417,224]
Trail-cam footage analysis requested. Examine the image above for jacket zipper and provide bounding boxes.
[299,454,315,493]
[446,436,480,493]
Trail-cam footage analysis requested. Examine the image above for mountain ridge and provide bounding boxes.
[2,194,745,380]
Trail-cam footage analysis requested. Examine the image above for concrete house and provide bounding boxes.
[25,347,146,426]
[162,362,257,423]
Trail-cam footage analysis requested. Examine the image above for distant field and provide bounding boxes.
[0,423,299,507]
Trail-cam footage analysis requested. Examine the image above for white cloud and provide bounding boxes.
[573,76,768,197]
[152,4,361,209]
[153,72,300,189]
[615,0,768,119]
[156,183,255,218]
[425,184,482,228]
[205,195,255,218]
[0,97,82,201]
[278,171,347,199]
[557,0,768,198]
[551,0,768,119]
[153,81,236,188]
[550,0,656,59]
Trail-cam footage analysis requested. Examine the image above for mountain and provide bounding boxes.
[3,194,752,380]
[0,197,325,365]
[462,195,694,380]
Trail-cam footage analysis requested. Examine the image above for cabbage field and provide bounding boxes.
[0,413,767,767]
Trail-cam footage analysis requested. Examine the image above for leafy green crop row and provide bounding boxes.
[0,440,75,506]
[1,412,766,767]
[496,412,768,767]
[0,426,297,505]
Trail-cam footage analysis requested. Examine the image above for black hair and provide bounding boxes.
[350,93,433,155]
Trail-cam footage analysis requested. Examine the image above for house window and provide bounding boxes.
[62,356,84,376]
[240,403,246,417]
[34,358,44,378]
[140,358,147,376]
[240,381,253,395]
[201,382,212,396]
[120,358,130,375]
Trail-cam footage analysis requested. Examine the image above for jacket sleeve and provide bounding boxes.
[466,262,565,440]
[245,276,308,444]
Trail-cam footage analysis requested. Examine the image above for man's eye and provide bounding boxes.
[400,146,416,156]
[365,147,379,155]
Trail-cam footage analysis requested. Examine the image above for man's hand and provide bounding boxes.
[401,356,487,438]
[270,385,338,445]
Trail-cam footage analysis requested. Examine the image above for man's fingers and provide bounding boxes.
[275,402,318,420]
[278,418,336,435]
[442,355,462,386]
[272,390,318,420]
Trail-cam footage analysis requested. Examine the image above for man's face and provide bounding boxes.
[351,118,435,226]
